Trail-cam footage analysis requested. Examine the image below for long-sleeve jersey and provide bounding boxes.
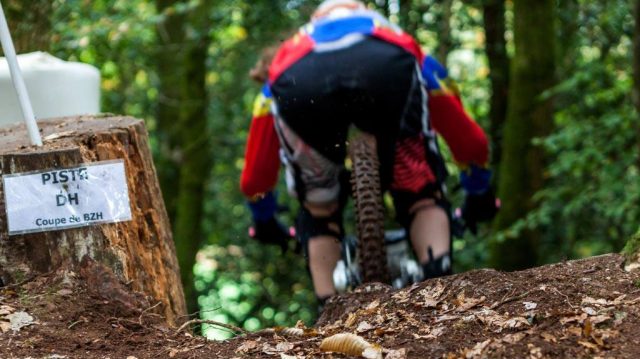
[240,11,488,199]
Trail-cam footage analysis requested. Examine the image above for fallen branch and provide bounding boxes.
[177,306,222,319]
[176,319,247,335]
[68,319,85,329]
[490,289,534,310]
[550,286,576,309]
[139,301,163,325]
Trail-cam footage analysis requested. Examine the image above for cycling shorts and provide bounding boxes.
[271,36,444,224]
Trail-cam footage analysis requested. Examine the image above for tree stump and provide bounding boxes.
[0,115,186,325]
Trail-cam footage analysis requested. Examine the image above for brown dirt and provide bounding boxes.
[1,253,639,358]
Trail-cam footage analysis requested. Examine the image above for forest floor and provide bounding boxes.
[1,253,639,358]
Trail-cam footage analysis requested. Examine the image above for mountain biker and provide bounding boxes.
[240,0,498,306]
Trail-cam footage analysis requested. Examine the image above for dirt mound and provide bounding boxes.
[1,254,639,358]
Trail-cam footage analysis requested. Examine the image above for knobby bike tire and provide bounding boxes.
[349,134,389,284]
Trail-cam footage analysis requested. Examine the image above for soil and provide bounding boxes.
[1,253,639,358]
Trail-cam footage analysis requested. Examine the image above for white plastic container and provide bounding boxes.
[0,52,100,125]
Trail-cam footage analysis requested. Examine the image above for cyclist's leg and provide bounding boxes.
[388,62,453,278]
[273,116,346,299]
[393,187,453,278]
[409,199,451,269]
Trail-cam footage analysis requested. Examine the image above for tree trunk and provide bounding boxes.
[436,0,454,64]
[155,0,212,316]
[628,1,640,273]
[482,0,509,174]
[490,0,556,270]
[0,115,186,325]
[2,0,52,53]
[155,0,184,221]
[633,0,640,115]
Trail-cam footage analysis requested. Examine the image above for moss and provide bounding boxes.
[622,229,640,261]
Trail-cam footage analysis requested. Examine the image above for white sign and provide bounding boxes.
[3,160,132,235]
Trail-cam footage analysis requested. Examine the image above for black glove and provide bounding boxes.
[249,217,291,253]
[461,189,499,235]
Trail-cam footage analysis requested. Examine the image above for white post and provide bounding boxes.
[0,1,42,146]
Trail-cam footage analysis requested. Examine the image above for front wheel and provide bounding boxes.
[349,133,389,284]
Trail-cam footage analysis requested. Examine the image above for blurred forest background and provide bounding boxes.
[2,0,638,339]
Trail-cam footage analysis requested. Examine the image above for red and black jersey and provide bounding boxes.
[241,10,488,199]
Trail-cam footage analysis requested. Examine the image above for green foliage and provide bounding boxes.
[497,0,637,263]
[199,0,319,336]
[50,0,159,132]
[622,229,640,260]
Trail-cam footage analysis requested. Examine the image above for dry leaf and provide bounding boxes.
[391,291,410,303]
[560,314,587,325]
[357,321,374,333]
[0,305,15,316]
[280,354,300,359]
[56,289,74,296]
[345,313,358,327]
[578,340,600,350]
[235,340,259,353]
[417,283,445,308]
[453,291,466,307]
[503,317,529,329]
[502,332,526,344]
[457,296,486,312]
[596,328,619,341]
[581,297,610,307]
[7,311,34,331]
[582,307,597,316]
[523,302,537,310]
[583,318,593,337]
[384,348,407,359]
[565,326,582,337]
[591,334,605,347]
[435,314,459,323]
[363,347,384,359]
[540,332,557,343]
[464,339,492,358]
[366,300,381,311]
[528,344,543,359]
[320,333,382,359]
[590,315,611,325]
[374,328,387,337]
[0,322,10,333]
[431,326,446,338]
[277,327,304,336]
[275,342,294,353]
[421,297,440,308]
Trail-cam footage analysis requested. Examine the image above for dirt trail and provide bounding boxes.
[1,254,639,358]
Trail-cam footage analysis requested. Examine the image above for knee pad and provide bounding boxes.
[295,207,344,258]
[392,184,451,231]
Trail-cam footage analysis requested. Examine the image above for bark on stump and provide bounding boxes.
[0,115,186,325]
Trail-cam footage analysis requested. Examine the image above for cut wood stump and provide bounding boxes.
[0,115,186,325]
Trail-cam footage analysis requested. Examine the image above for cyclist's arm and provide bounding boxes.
[240,86,281,199]
[422,55,489,166]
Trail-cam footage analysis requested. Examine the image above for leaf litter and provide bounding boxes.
[2,254,640,358]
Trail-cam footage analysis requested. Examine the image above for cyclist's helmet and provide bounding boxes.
[312,0,366,20]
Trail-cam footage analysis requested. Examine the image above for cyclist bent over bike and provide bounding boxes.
[240,0,498,306]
